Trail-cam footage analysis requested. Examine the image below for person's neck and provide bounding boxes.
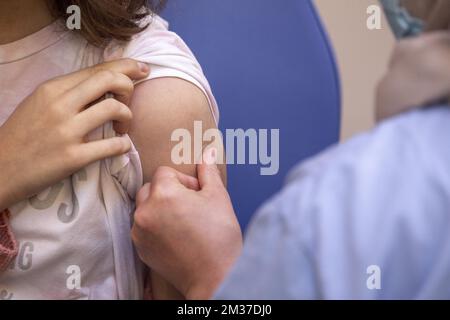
[0,0,54,45]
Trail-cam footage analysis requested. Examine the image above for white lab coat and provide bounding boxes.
[215,106,450,299]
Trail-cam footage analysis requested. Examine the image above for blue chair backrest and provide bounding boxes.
[163,0,341,230]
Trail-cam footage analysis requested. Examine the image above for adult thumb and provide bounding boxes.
[198,147,223,190]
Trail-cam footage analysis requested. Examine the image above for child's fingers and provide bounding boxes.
[75,98,132,135]
[52,58,150,93]
[78,136,132,167]
[63,70,134,111]
[137,183,151,206]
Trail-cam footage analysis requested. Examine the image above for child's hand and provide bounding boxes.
[0,58,150,209]
[376,31,450,121]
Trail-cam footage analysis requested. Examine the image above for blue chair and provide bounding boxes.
[163,0,341,230]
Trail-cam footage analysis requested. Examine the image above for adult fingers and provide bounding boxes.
[137,183,152,207]
[197,147,224,191]
[75,136,131,167]
[426,0,450,31]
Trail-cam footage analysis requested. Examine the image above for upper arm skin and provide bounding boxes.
[128,77,226,185]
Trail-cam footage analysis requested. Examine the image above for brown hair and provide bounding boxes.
[48,0,166,47]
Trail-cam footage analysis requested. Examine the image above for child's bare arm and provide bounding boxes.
[128,77,226,299]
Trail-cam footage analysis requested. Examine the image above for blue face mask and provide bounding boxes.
[379,0,425,39]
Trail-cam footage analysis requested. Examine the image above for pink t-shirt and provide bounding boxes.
[0,16,218,300]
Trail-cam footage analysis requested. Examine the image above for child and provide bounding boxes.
[0,0,220,299]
